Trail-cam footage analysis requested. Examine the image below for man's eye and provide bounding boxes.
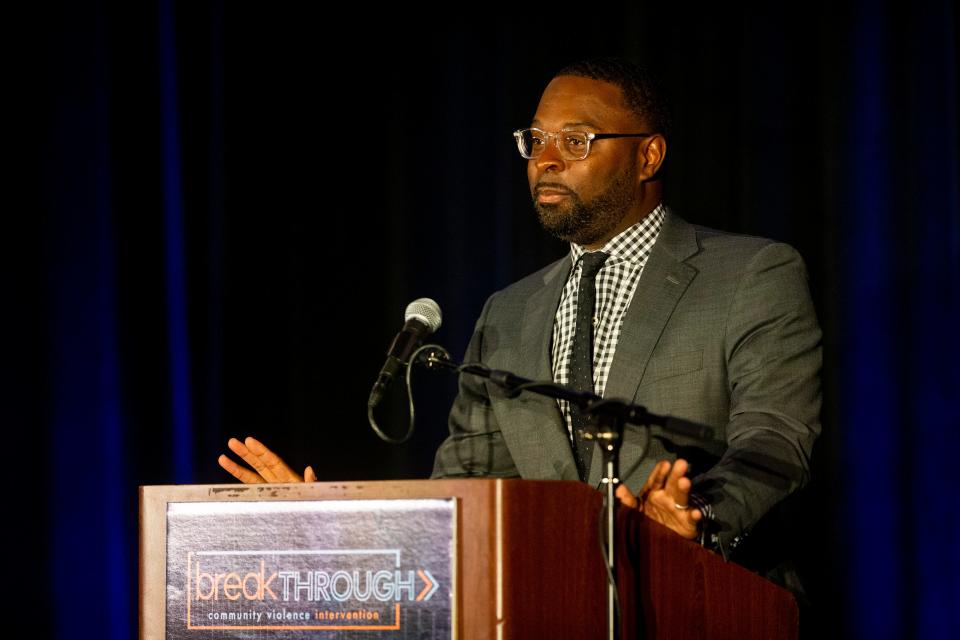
[565,136,586,147]
[530,135,545,145]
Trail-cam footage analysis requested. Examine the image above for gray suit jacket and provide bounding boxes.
[432,209,822,553]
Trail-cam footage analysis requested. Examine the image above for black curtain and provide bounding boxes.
[9,2,958,638]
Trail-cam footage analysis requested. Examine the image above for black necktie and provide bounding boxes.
[569,251,608,481]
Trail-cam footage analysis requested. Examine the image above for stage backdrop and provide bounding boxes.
[8,2,958,638]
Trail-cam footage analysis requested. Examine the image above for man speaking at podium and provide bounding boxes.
[219,58,821,590]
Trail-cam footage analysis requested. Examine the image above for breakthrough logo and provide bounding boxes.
[185,550,440,631]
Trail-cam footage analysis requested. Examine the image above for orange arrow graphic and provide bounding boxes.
[416,569,435,601]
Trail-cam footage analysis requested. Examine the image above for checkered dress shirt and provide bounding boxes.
[551,203,666,442]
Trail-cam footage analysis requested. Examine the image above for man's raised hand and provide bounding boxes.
[218,436,316,484]
[616,458,702,540]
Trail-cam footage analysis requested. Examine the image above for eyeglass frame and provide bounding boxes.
[512,127,656,161]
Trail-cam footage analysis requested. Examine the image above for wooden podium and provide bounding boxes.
[141,479,797,639]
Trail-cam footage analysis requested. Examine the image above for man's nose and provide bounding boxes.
[534,138,566,173]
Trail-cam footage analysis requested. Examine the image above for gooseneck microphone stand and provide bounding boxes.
[585,411,623,640]
[411,346,698,640]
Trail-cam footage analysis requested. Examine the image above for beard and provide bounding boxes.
[532,169,636,246]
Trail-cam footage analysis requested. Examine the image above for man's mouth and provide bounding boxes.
[535,184,574,204]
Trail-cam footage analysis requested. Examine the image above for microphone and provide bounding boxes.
[368,298,442,408]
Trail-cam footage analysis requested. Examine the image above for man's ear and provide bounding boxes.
[638,134,667,180]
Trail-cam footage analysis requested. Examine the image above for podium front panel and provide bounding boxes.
[142,480,611,640]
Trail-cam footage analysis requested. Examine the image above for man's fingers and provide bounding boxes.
[227,437,251,458]
[244,436,300,481]
[642,491,701,539]
[244,436,287,468]
[221,436,312,485]
[230,436,278,482]
[218,454,266,484]
[615,484,638,509]
[224,438,271,482]
[227,436,275,479]
[640,460,671,497]
[223,436,304,483]
[636,459,701,540]
[243,436,271,457]
[664,458,690,502]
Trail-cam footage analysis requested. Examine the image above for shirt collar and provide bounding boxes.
[569,202,667,266]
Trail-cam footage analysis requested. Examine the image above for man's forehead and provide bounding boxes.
[532,75,638,128]
[530,117,602,129]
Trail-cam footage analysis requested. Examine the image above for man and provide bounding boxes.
[220,58,821,577]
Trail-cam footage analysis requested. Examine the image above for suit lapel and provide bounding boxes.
[520,259,569,381]
[587,211,701,486]
[497,257,581,481]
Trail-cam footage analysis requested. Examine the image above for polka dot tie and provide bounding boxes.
[570,251,608,480]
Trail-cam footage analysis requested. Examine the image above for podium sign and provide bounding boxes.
[162,499,456,639]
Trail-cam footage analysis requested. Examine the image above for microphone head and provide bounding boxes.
[405,298,442,333]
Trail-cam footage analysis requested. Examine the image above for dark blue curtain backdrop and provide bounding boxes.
[9,2,958,638]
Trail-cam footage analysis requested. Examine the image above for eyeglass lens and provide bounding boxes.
[517,129,590,160]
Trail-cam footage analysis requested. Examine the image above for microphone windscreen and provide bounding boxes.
[405,298,442,333]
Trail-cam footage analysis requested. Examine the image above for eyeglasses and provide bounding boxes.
[513,127,655,161]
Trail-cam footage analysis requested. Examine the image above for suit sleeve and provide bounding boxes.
[692,242,822,553]
[431,293,523,478]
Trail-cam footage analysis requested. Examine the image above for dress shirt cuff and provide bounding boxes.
[688,492,725,557]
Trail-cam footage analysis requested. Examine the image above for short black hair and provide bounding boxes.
[555,57,673,140]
